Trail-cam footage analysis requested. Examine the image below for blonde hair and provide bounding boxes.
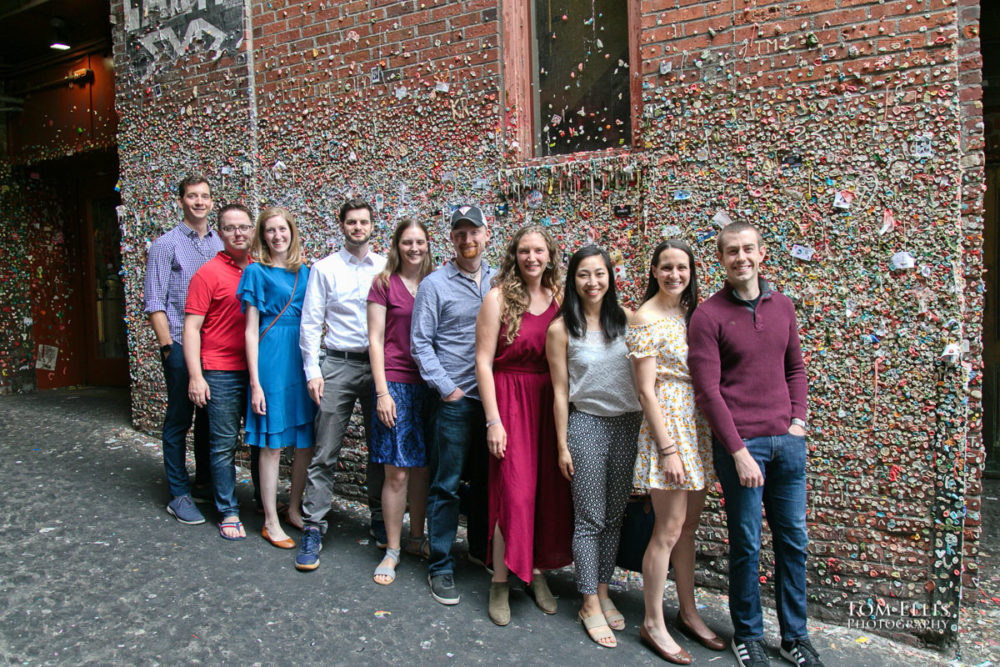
[375,218,433,288]
[252,207,303,273]
[494,225,562,344]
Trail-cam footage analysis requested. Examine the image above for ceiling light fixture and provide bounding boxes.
[50,17,71,51]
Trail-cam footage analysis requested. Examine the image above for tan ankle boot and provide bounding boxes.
[489,581,510,626]
[529,575,557,614]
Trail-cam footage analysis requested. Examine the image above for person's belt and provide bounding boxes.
[323,348,370,363]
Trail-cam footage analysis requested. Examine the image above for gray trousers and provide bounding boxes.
[567,409,642,594]
[301,355,384,534]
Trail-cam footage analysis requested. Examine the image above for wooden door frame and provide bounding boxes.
[80,151,127,386]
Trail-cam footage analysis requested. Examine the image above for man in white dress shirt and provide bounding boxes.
[295,198,387,571]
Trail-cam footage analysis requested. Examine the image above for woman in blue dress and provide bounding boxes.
[237,207,315,549]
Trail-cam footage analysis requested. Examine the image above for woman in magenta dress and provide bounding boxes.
[475,224,572,626]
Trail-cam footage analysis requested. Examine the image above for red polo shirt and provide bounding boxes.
[185,251,251,371]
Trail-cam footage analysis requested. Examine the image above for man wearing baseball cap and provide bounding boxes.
[411,205,495,605]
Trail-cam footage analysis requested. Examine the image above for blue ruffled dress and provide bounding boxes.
[236,263,316,448]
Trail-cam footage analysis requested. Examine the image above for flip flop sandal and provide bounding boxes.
[578,611,617,648]
[373,548,401,585]
[600,598,626,630]
[218,520,246,541]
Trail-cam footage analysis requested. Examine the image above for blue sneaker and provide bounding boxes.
[295,526,323,571]
[166,495,205,525]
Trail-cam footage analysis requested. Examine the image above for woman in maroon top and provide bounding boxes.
[367,219,434,585]
[475,225,572,626]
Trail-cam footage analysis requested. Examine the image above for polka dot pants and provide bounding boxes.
[567,409,643,595]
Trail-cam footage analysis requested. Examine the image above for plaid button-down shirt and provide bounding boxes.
[143,223,224,343]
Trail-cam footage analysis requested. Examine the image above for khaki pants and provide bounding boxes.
[301,355,384,534]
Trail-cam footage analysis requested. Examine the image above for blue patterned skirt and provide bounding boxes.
[370,381,433,467]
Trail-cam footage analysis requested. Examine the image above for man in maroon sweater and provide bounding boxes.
[688,222,823,667]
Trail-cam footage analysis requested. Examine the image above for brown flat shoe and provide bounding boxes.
[262,526,295,549]
[639,626,692,665]
[675,615,726,651]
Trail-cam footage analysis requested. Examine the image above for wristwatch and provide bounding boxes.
[160,344,172,356]
[791,418,807,429]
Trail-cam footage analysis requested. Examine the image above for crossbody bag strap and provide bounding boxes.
[258,269,299,340]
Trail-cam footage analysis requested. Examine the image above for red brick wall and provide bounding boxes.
[956,0,985,602]
[6,52,117,164]
[110,0,984,645]
[112,1,256,431]
[634,0,981,644]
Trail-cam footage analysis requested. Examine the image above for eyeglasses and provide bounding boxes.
[220,224,254,233]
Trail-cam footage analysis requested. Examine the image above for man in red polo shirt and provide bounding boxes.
[183,203,255,540]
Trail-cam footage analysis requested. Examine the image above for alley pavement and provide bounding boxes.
[0,388,991,665]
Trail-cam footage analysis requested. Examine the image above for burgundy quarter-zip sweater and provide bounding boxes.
[688,279,808,455]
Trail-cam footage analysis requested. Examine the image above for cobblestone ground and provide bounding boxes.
[0,387,993,665]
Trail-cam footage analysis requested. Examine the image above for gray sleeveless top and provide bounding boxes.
[567,330,641,417]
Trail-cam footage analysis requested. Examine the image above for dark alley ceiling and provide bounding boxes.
[0,0,110,73]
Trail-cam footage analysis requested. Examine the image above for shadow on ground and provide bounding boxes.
[0,388,992,665]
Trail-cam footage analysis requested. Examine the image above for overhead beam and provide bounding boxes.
[0,0,53,22]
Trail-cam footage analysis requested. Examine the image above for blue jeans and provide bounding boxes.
[203,370,248,518]
[714,433,809,643]
[160,342,211,498]
[426,396,488,576]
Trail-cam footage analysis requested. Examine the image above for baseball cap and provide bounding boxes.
[450,205,486,229]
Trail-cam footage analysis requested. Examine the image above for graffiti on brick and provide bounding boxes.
[123,0,243,80]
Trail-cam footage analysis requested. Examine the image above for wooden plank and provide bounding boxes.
[628,0,642,149]
[501,0,533,160]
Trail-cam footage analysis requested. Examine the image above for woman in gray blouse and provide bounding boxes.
[546,246,643,649]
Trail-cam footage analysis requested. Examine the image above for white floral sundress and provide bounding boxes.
[625,315,714,491]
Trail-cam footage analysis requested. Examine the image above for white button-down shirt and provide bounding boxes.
[300,247,386,381]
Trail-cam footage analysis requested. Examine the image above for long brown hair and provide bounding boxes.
[494,225,562,344]
[375,218,433,288]
[252,207,304,273]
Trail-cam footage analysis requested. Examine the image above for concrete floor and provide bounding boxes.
[0,387,990,665]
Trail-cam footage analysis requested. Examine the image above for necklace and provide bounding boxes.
[457,263,481,283]
[399,274,419,297]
